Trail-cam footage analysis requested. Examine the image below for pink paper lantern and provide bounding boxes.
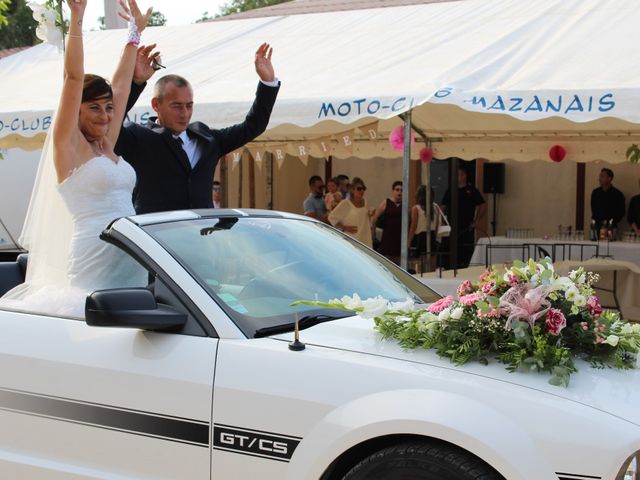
[388,126,415,152]
[549,145,566,162]
[419,147,433,164]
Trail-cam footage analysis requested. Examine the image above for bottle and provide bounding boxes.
[599,221,608,241]
[604,218,613,241]
[589,219,597,241]
[608,219,615,241]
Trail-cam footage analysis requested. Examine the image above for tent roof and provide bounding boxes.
[2,0,640,162]
[214,0,460,20]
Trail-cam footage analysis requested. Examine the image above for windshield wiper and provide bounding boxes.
[254,313,352,338]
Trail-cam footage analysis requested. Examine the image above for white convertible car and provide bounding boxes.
[0,210,638,480]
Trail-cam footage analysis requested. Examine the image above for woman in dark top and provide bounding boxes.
[372,181,403,265]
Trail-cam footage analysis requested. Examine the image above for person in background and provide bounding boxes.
[329,177,373,247]
[408,185,437,269]
[212,180,221,208]
[335,174,350,200]
[372,180,403,265]
[591,168,625,235]
[303,175,328,222]
[628,180,640,236]
[441,167,485,269]
[324,177,342,212]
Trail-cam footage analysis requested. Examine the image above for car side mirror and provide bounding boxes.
[85,288,187,331]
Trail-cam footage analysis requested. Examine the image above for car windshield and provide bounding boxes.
[144,215,439,337]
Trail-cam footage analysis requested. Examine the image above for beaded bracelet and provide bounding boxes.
[127,21,141,46]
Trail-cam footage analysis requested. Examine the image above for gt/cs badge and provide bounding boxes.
[213,424,301,462]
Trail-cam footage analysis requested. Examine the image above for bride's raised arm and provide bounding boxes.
[52,0,87,183]
[106,0,153,147]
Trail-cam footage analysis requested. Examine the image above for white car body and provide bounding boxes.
[0,210,637,480]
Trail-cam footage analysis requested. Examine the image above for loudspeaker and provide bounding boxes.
[483,163,505,194]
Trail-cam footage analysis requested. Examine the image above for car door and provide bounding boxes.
[0,300,217,479]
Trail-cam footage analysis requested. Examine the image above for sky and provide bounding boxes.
[83,0,230,30]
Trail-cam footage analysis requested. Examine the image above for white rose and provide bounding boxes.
[360,297,389,319]
[450,307,464,320]
[573,294,586,307]
[604,335,619,347]
[438,308,451,322]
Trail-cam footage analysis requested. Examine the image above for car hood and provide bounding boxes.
[273,315,640,426]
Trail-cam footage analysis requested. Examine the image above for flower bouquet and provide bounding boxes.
[294,259,640,386]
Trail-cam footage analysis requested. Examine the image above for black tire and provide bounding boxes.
[341,441,503,480]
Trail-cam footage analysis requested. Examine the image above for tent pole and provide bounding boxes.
[401,111,412,270]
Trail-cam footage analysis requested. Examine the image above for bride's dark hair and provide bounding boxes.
[82,74,113,103]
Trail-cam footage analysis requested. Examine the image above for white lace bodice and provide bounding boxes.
[56,156,146,292]
[58,155,137,225]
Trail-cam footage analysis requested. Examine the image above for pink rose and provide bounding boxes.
[457,280,473,298]
[587,295,603,318]
[545,308,567,336]
[459,292,484,306]
[427,295,455,314]
[481,280,496,295]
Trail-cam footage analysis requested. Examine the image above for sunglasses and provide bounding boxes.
[354,186,366,191]
[151,57,167,71]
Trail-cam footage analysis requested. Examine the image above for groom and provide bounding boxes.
[116,43,280,214]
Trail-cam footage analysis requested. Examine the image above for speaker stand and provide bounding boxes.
[491,192,498,237]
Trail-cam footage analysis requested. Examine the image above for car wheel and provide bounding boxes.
[341,441,503,480]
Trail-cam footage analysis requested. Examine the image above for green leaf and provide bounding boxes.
[475,301,491,313]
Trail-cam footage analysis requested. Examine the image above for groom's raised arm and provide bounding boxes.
[215,43,280,156]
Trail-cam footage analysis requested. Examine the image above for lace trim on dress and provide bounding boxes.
[58,155,120,188]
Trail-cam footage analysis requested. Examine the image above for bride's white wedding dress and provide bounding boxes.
[59,156,146,291]
[0,156,147,318]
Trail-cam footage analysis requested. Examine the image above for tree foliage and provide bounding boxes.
[0,0,9,27]
[218,0,291,17]
[0,0,38,49]
[147,10,166,27]
[195,11,214,23]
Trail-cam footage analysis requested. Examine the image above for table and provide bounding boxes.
[470,236,640,268]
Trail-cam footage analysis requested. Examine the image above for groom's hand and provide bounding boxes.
[133,44,161,85]
[254,42,275,83]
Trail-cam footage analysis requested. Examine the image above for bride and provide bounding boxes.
[0,0,153,317]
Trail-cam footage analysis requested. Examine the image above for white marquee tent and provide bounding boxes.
[1,0,640,162]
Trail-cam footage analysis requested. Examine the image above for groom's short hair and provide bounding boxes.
[153,75,191,100]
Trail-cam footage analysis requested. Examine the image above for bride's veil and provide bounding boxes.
[1,114,73,304]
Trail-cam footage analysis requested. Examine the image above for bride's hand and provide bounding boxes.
[67,0,87,16]
[117,0,153,33]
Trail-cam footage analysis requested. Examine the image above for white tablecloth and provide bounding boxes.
[470,236,640,267]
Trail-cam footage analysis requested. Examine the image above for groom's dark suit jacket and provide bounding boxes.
[115,81,280,214]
